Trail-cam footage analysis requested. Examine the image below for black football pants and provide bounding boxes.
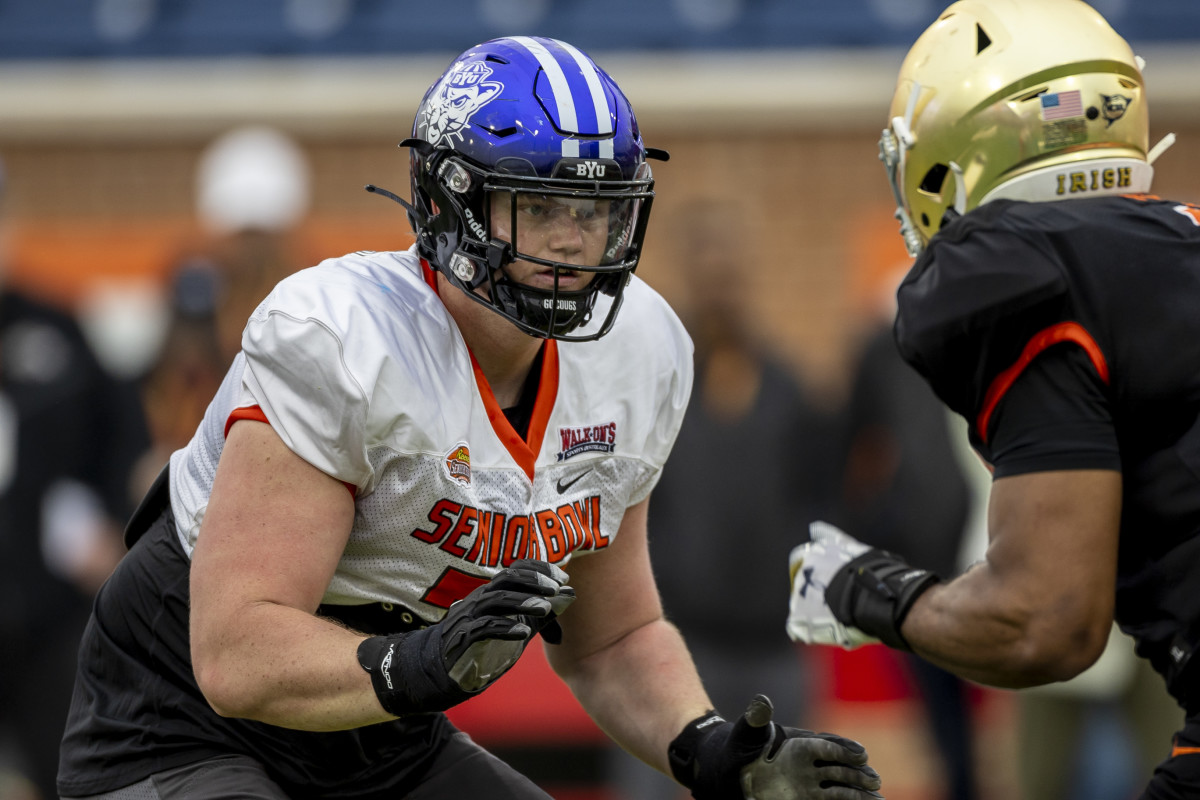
[1143,711,1200,800]
[60,732,553,800]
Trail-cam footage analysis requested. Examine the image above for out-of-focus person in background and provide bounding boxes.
[830,256,982,800]
[133,125,313,496]
[608,198,839,800]
[194,124,313,366]
[1018,624,1182,800]
[787,1,1200,798]
[0,155,150,799]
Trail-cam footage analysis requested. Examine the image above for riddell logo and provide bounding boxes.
[463,207,487,241]
[444,443,472,485]
[556,422,616,462]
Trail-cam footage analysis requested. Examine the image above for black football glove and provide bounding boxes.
[669,694,883,800]
[357,559,574,715]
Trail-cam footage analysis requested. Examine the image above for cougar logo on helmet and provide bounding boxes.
[422,61,503,148]
[398,36,669,342]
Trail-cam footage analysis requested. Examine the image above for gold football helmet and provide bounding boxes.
[880,0,1174,256]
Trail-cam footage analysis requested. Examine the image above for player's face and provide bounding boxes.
[489,192,609,290]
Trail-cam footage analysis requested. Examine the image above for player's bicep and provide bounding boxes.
[191,419,355,632]
[985,468,1120,659]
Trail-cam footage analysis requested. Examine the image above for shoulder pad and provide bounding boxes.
[894,203,1068,417]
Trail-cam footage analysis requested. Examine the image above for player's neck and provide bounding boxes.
[470,328,543,409]
[440,274,544,408]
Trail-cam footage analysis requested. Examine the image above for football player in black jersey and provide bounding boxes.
[787,2,1200,798]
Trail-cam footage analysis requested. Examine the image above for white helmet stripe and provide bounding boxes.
[555,39,615,159]
[510,36,580,158]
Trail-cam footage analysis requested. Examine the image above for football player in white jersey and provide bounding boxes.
[58,37,882,800]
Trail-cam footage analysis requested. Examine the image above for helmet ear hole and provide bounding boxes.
[919,163,950,196]
[976,23,992,54]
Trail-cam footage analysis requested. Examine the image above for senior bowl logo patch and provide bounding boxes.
[444,443,472,485]
[556,422,617,462]
[421,60,504,148]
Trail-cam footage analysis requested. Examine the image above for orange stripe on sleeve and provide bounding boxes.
[223,405,356,498]
[225,405,270,438]
[976,321,1109,445]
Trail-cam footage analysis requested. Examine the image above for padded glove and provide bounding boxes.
[358,559,574,715]
[787,521,938,651]
[669,694,883,799]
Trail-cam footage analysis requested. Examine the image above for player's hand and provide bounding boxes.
[357,559,575,714]
[788,521,941,651]
[786,521,878,649]
[669,695,883,799]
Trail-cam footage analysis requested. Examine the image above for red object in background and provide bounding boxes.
[446,645,618,800]
[445,643,607,745]
[822,644,917,703]
[813,641,992,708]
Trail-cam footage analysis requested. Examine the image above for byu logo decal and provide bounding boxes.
[421,61,504,147]
[575,161,607,179]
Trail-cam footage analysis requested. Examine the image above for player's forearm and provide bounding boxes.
[901,563,1104,687]
[192,601,394,731]
[548,617,711,774]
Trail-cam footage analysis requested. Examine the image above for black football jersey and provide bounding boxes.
[894,195,1200,708]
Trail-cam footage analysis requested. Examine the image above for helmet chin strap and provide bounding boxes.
[364,182,423,234]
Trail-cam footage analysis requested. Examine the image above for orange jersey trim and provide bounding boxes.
[976,321,1110,445]
[1173,745,1200,758]
[422,258,559,482]
[470,342,558,483]
[224,405,356,498]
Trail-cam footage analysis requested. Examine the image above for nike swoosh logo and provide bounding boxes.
[556,468,593,494]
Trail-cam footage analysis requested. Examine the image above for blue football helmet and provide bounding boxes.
[394,36,667,341]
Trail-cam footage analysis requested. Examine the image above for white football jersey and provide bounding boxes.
[169,246,692,619]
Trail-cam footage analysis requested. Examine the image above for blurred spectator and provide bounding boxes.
[0,156,150,799]
[194,124,312,364]
[132,125,313,492]
[832,318,981,800]
[1017,623,1182,800]
[608,198,837,799]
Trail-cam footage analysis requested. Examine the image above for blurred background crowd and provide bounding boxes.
[1,2,1198,799]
